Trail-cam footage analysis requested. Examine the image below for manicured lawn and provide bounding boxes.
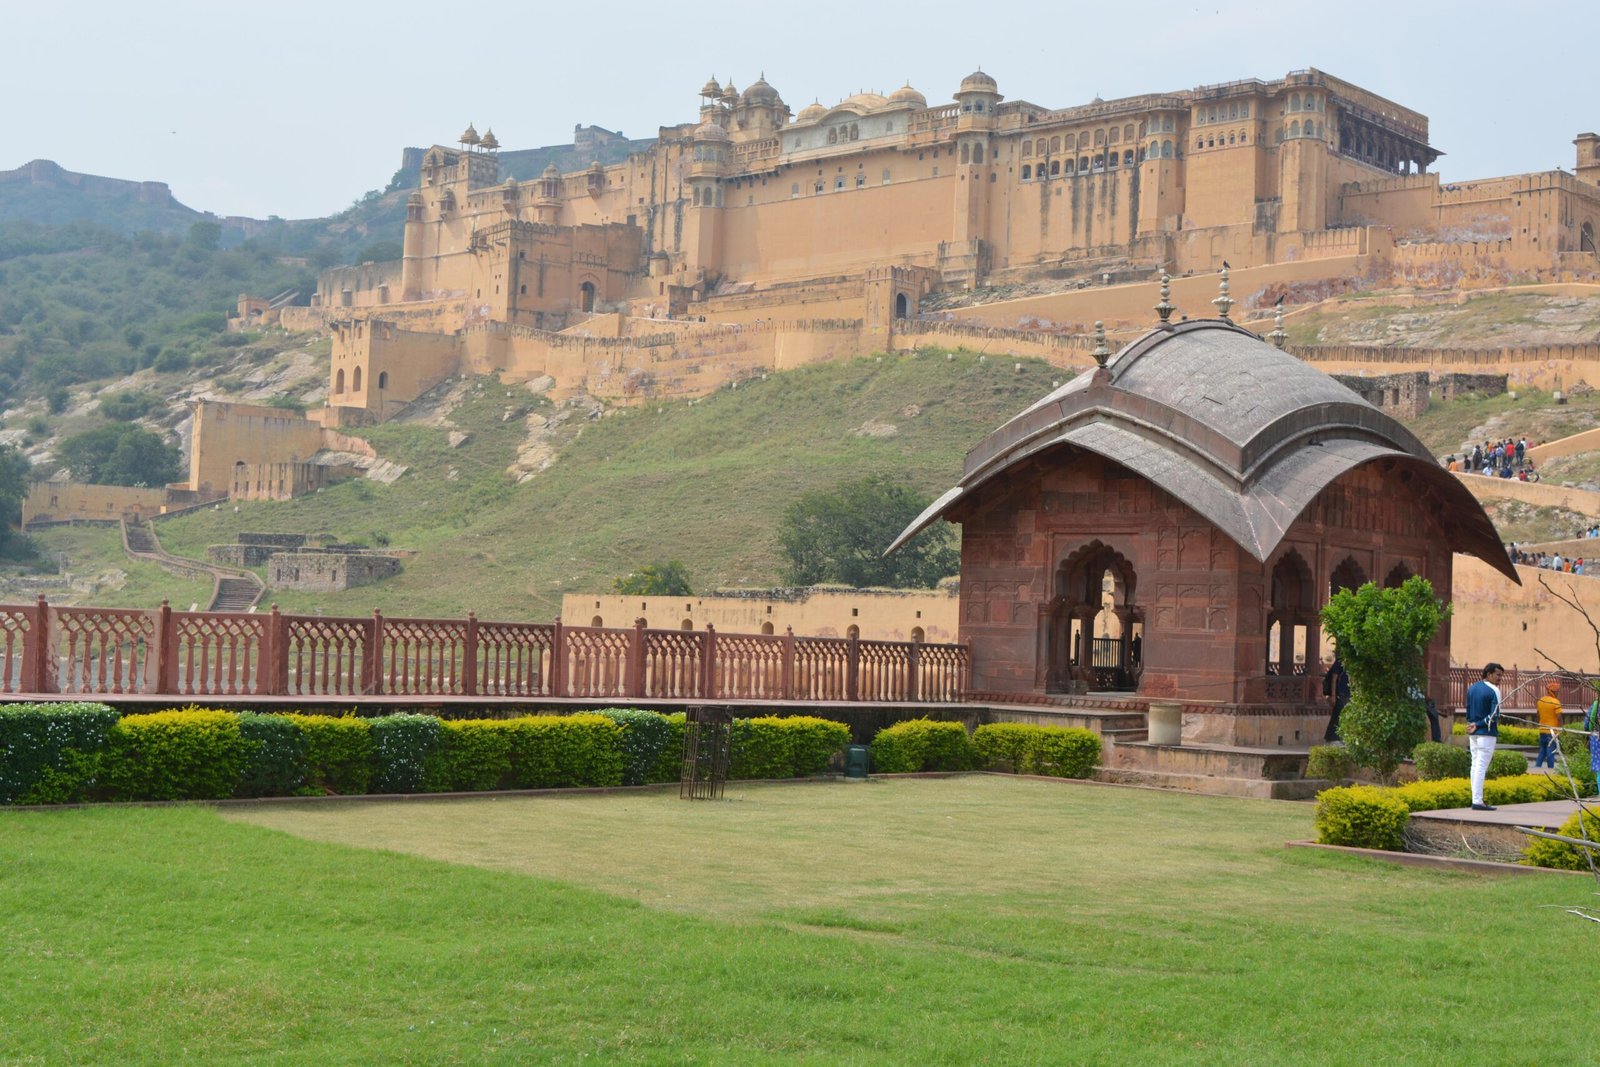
[2,777,1591,1064]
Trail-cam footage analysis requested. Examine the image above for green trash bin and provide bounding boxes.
[845,744,870,779]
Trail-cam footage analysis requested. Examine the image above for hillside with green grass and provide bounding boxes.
[33,352,1063,620]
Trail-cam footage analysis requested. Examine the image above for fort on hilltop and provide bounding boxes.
[286,66,1600,423]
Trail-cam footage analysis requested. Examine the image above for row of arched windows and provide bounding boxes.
[959,142,985,164]
[791,168,893,197]
[1020,149,1140,179]
[826,123,860,145]
[1195,100,1251,125]
[1287,92,1323,113]
[690,186,725,206]
[1195,129,1250,150]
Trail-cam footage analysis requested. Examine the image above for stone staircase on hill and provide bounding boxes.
[121,519,264,613]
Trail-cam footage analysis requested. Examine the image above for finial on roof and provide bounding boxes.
[1269,303,1288,349]
[1092,321,1110,368]
[1212,267,1235,322]
[1154,270,1175,325]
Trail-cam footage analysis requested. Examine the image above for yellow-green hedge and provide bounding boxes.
[972,723,1101,778]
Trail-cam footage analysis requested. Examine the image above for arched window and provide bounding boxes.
[827,128,838,145]
[761,622,774,635]
[1197,137,1205,150]
[814,180,824,194]
[591,616,603,627]
[352,367,362,392]
[1094,129,1105,147]
[1290,93,1301,111]
[1383,562,1415,589]
[855,173,866,188]
[1582,221,1596,254]
[1048,136,1059,153]
[834,177,844,191]
[1330,556,1368,597]
[1161,140,1172,158]
[1079,131,1093,148]
[895,292,910,319]
[1240,131,1248,144]
[960,143,970,163]
[1240,102,1250,118]
[1108,153,1118,167]
[849,123,859,140]
[335,368,345,393]
[1149,140,1160,157]
[1080,155,1091,170]
[973,143,984,164]
[1228,103,1238,120]
[680,619,694,630]
[1065,159,1075,174]
[1050,159,1060,175]
[1021,164,1032,180]
[882,168,891,184]
[911,626,925,642]
[1022,141,1032,158]
[1290,120,1301,137]
[1124,124,1134,141]
[1123,150,1134,165]
[1109,127,1120,144]
[378,371,388,389]
[1267,550,1316,676]
[791,182,799,198]
[846,624,860,640]
[579,280,596,312]
[1227,133,1234,145]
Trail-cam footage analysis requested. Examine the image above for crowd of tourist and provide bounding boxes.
[1444,437,1541,481]
[1507,544,1589,574]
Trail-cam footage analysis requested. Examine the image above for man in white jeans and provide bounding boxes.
[1464,663,1504,811]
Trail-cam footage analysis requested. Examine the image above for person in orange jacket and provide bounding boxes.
[1535,680,1563,768]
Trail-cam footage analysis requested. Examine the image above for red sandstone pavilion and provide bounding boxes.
[889,288,1518,744]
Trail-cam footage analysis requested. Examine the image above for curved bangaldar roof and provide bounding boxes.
[888,319,1519,582]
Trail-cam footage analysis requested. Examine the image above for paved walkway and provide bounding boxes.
[1411,799,1589,830]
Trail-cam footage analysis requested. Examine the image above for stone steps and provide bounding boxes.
[1111,740,1311,780]
[1094,765,1328,800]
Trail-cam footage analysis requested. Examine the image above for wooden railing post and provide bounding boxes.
[551,617,567,698]
[908,632,922,703]
[702,624,717,700]
[782,626,796,701]
[28,595,53,695]
[846,631,859,703]
[363,609,384,695]
[628,617,647,698]
[156,599,177,694]
[462,611,479,697]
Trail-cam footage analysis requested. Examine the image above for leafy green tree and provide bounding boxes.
[779,475,958,589]
[0,444,31,549]
[356,240,403,264]
[185,220,222,254]
[57,425,182,487]
[1321,576,1451,781]
[614,560,693,596]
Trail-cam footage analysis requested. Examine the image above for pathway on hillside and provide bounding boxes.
[121,519,264,613]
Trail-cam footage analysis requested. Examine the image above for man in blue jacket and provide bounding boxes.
[1465,662,1505,811]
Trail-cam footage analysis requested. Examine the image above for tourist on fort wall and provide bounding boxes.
[1534,681,1563,769]
[1465,663,1505,811]
[1322,647,1351,744]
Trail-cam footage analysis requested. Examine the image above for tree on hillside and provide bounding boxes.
[1320,576,1450,780]
[779,476,958,589]
[614,560,693,596]
[57,425,182,487]
[0,444,31,550]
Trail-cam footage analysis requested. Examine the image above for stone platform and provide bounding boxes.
[1098,740,1325,799]
[1408,800,1591,862]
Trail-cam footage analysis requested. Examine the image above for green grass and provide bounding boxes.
[10,525,214,608]
[42,352,1061,620]
[2,776,1593,1064]
[1404,387,1600,458]
[1289,290,1600,349]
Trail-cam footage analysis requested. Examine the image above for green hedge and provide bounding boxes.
[1306,745,1356,783]
[1522,808,1600,870]
[1558,728,1598,790]
[1314,785,1411,851]
[1412,742,1470,781]
[595,708,676,786]
[1488,749,1529,779]
[370,714,444,794]
[1452,722,1542,746]
[1315,773,1590,850]
[236,712,307,798]
[870,719,975,773]
[0,705,865,804]
[106,709,249,801]
[730,716,851,780]
[972,723,1100,779]
[0,701,119,805]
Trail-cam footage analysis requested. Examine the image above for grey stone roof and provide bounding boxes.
[889,320,1518,582]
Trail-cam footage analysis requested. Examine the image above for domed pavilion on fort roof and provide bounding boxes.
[889,311,1516,720]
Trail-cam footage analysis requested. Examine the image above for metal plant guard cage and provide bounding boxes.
[680,705,733,800]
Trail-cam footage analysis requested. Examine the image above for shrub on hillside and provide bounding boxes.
[284,714,373,795]
[105,708,247,801]
[236,712,307,798]
[0,702,119,805]
[1314,786,1410,850]
[870,719,975,773]
[972,723,1099,778]
[1521,808,1600,870]
[370,714,444,794]
[1412,742,1470,781]
[1307,745,1357,783]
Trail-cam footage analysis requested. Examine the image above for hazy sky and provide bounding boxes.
[5,0,1595,220]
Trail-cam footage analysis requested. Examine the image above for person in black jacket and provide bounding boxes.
[1322,648,1351,743]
